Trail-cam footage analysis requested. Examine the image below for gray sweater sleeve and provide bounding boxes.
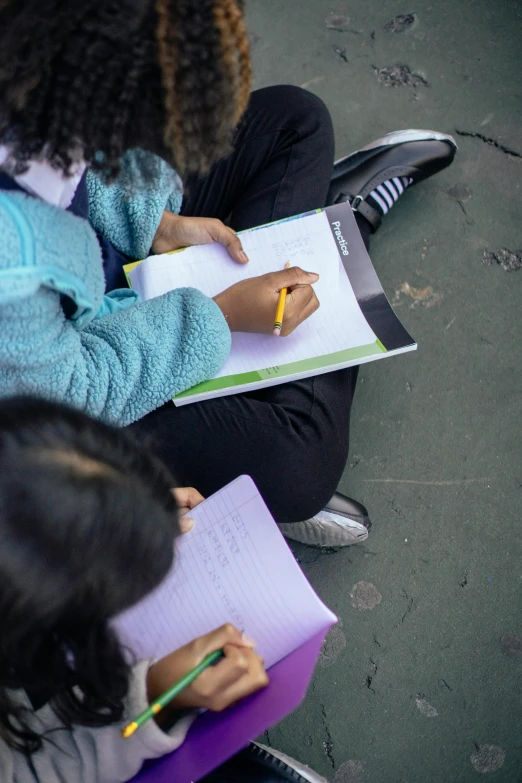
[0,661,195,783]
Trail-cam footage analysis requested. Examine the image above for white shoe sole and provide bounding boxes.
[334,128,457,165]
[279,510,369,548]
[253,743,329,783]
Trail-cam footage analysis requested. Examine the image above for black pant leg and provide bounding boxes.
[130,363,358,523]
[181,85,335,227]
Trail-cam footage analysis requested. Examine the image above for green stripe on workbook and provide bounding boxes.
[174,340,386,401]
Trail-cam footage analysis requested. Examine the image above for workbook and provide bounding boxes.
[114,475,336,783]
[124,202,416,405]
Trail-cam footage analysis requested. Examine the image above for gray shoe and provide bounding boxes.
[253,743,329,783]
[279,492,371,548]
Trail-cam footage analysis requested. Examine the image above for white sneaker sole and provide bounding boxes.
[279,510,369,548]
[334,128,457,165]
[253,744,329,783]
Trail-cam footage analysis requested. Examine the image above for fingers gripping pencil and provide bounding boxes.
[273,262,291,336]
[121,650,224,738]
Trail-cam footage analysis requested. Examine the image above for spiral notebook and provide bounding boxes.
[114,475,336,783]
[124,202,416,406]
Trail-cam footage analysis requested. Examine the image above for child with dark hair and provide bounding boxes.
[0,396,326,783]
[0,0,456,546]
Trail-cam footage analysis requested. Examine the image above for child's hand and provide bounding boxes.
[151,212,248,265]
[213,266,320,336]
[171,486,204,533]
[146,624,268,718]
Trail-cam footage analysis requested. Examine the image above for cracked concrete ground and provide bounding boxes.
[246,0,522,780]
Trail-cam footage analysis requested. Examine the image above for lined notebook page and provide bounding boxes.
[113,476,336,669]
[128,211,377,378]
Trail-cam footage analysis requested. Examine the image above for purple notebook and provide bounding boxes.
[130,631,326,783]
[114,476,336,782]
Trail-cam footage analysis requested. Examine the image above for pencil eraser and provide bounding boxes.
[273,327,281,336]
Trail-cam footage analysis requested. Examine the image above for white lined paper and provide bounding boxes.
[114,476,336,669]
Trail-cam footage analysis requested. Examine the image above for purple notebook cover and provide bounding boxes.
[129,629,327,783]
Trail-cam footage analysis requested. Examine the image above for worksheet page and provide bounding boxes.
[113,476,336,669]
[128,211,378,378]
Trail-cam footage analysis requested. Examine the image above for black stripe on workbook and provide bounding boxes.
[325,202,415,353]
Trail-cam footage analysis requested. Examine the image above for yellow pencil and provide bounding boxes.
[273,262,291,336]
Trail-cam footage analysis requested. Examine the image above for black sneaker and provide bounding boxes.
[327,129,457,232]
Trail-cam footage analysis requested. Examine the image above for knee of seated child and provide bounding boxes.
[262,472,339,525]
[262,84,334,139]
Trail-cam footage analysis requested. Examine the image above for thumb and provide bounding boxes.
[179,514,195,534]
[272,266,319,290]
[211,221,249,264]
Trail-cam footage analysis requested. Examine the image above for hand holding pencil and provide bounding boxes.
[123,624,268,738]
[213,266,320,336]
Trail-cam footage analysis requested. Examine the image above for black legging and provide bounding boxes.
[129,86,371,523]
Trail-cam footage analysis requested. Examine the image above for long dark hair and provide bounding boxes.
[0,397,182,753]
[0,0,251,178]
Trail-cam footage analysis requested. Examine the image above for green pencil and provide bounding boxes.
[121,650,224,738]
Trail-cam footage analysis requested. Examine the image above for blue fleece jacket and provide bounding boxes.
[0,154,231,426]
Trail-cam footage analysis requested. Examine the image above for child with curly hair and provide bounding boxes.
[0,0,456,546]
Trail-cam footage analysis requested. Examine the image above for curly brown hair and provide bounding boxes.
[0,0,251,178]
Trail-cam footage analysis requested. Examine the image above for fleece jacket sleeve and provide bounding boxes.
[86,149,184,260]
[0,284,231,426]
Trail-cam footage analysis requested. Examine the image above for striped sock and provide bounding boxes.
[366,176,413,215]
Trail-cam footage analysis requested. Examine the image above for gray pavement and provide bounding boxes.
[246,1,522,780]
